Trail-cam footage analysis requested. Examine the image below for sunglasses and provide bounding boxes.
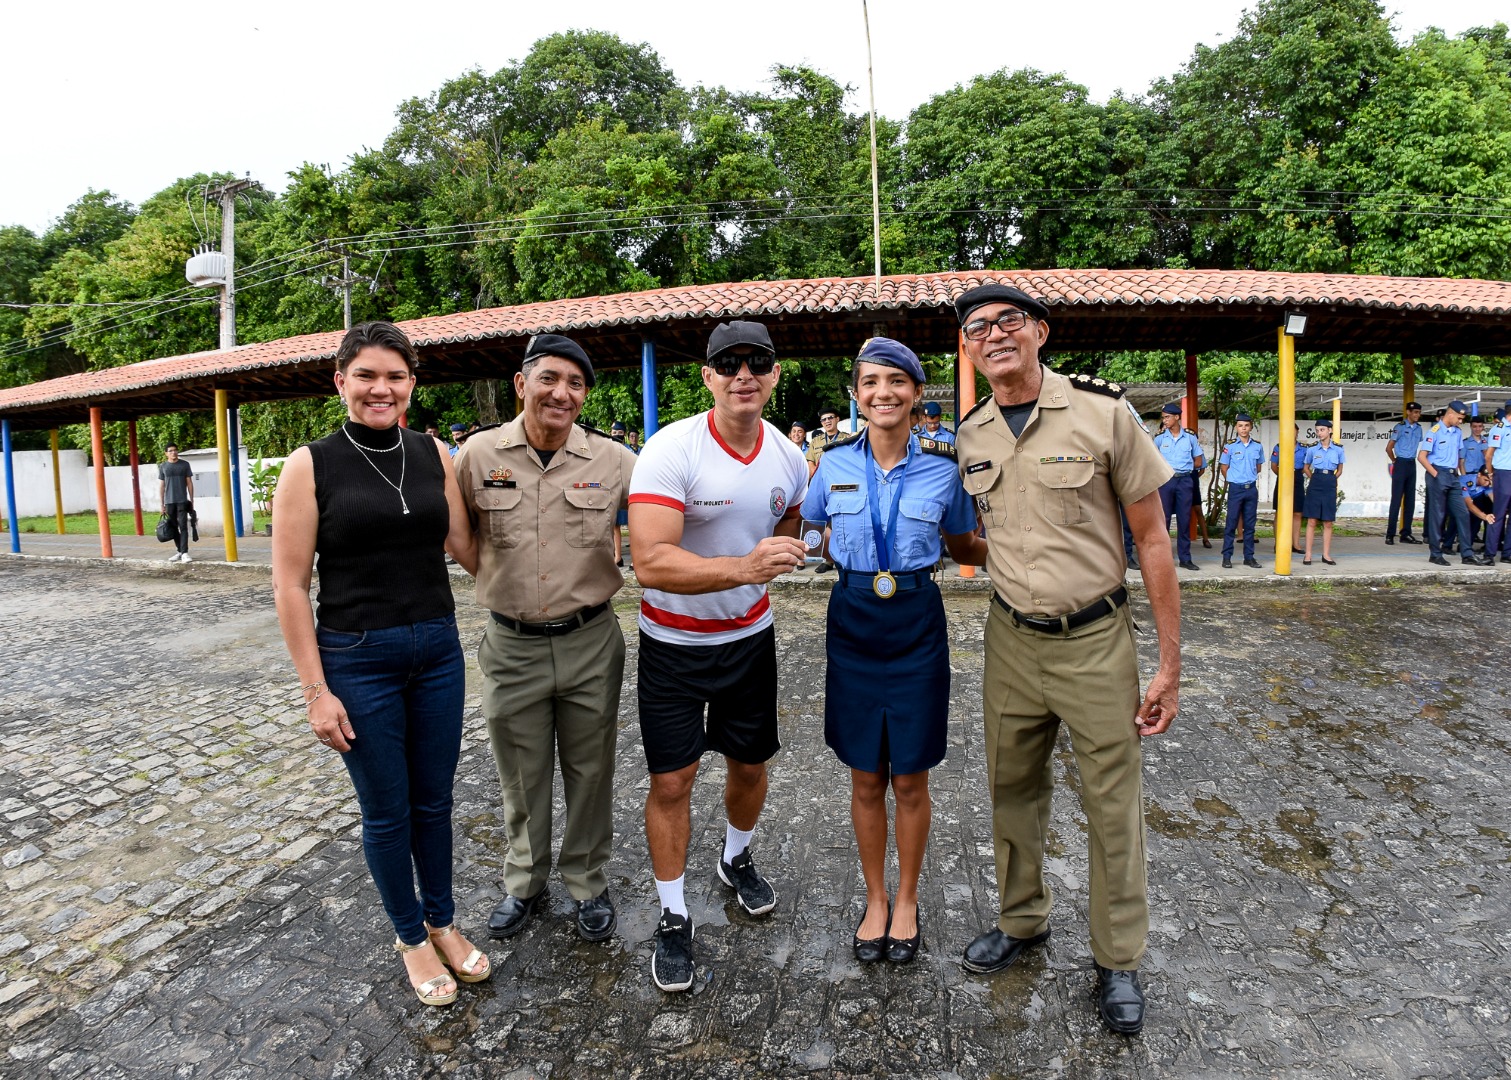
[708,352,777,378]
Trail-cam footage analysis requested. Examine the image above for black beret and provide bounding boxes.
[523,333,594,386]
[953,284,1050,326]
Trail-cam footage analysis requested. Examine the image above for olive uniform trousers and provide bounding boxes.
[982,599,1148,970]
[478,610,625,901]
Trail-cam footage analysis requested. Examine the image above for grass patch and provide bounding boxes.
[1308,580,1334,592]
[1387,578,1406,589]
[2,510,270,534]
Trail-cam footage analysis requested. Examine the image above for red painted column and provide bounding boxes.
[127,420,144,536]
[89,407,114,559]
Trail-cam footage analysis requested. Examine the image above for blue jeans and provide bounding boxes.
[317,614,464,945]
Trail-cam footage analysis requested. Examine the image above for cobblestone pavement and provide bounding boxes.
[1,560,1508,1078]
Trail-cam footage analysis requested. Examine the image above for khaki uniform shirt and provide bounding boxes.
[455,415,637,622]
[805,430,847,468]
[956,367,1171,617]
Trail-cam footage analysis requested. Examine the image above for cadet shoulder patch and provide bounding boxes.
[821,432,864,452]
[1066,372,1126,398]
[917,436,957,459]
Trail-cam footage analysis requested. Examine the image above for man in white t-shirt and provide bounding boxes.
[628,320,809,993]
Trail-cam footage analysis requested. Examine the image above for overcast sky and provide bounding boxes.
[6,0,1506,234]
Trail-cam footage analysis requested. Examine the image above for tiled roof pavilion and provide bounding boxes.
[2,268,1509,428]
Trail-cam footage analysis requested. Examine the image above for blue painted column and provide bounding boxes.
[641,337,659,438]
[228,405,245,538]
[3,420,18,553]
[850,398,859,433]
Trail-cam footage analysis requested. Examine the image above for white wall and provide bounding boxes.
[1,447,258,536]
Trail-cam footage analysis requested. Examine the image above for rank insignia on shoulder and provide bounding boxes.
[918,436,957,458]
[821,433,863,452]
[1068,372,1126,398]
[829,483,859,492]
[965,460,993,474]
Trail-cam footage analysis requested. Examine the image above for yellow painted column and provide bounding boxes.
[1275,329,1296,575]
[1333,395,1342,441]
[215,390,239,563]
[50,429,65,534]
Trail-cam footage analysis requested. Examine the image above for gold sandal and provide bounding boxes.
[394,936,458,1005]
[427,923,492,983]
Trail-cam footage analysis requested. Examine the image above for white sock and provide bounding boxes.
[656,875,687,918]
[723,822,755,865]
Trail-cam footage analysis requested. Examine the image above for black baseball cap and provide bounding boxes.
[707,320,775,360]
[523,333,594,387]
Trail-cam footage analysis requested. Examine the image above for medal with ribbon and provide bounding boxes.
[864,437,907,599]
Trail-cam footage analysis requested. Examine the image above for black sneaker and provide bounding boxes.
[652,909,695,992]
[717,850,777,916]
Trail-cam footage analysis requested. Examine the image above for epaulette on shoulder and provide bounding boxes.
[960,397,994,424]
[1066,373,1127,398]
[579,423,611,439]
[468,422,502,436]
[821,432,864,452]
[917,436,957,459]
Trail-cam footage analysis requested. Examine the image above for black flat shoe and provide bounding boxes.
[487,888,546,939]
[1291,546,1306,554]
[1095,964,1145,1034]
[962,925,1051,974]
[853,902,890,964]
[1302,559,1312,565]
[1321,557,1335,565]
[886,908,922,964]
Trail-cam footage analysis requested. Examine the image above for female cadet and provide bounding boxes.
[272,321,488,1007]
[805,337,987,964]
[1301,418,1344,565]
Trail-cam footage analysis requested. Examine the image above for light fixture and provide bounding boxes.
[1283,311,1308,336]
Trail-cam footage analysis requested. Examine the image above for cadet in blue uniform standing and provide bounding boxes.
[1418,400,1493,566]
[806,337,986,966]
[1301,419,1344,565]
[1384,403,1425,545]
[1446,417,1490,553]
[1219,413,1266,568]
[1154,403,1204,571]
[1485,404,1511,564]
[918,401,956,446]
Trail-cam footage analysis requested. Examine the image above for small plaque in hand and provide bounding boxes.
[800,519,826,553]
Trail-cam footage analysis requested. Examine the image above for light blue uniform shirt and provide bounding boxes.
[1488,421,1511,469]
[807,432,975,572]
[1305,442,1345,473]
[1153,428,1203,473]
[1463,434,1487,474]
[1220,437,1266,484]
[1460,475,1490,501]
[1272,442,1307,470]
[1389,421,1424,459]
[1421,423,1464,469]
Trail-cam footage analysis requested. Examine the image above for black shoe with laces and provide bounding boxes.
[717,849,777,916]
[1095,964,1146,1034]
[651,909,695,992]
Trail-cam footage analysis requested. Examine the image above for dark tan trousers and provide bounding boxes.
[982,600,1148,969]
[478,611,625,901]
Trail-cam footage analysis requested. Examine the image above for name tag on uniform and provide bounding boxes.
[965,460,992,474]
[828,483,859,492]
[484,479,516,488]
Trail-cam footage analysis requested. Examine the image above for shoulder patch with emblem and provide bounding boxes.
[821,432,864,452]
[960,397,994,424]
[1066,372,1126,398]
[917,436,957,459]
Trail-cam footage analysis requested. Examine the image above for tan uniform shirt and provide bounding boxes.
[956,367,1171,617]
[805,430,846,468]
[455,415,637,622]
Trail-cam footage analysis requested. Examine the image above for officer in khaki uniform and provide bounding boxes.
[952,284,1183,1036]
[454,334,638,944]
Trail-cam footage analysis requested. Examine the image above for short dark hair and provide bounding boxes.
[335,321,419,374]
[164,444,178,453]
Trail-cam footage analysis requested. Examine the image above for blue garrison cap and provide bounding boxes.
[1161,402,1183,416]
[1503,399,1511,412]
[1448,399,1469,413]
[923,401,942,417]
[1314,417,1332,429]
[1235,413,1253,423]
[855,337,926,384]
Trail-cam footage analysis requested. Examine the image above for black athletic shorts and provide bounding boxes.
[636,625,780,773]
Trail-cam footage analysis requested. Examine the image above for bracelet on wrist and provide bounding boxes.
[305,687,327,707]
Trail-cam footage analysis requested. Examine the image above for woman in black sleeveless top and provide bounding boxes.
[272,322,486,1007]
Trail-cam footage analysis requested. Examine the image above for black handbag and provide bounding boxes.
[155,513,177,543]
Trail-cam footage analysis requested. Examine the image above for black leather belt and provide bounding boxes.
[836,568,933,592]
[1166,471,1194,478]
[1230,481,1256,489]
[995,586,1128,634]
[491,601,609,636]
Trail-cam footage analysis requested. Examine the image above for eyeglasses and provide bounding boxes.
[708,352,777,378]
[963,310,1032,341]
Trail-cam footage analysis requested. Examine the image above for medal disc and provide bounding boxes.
[872,571,897,599]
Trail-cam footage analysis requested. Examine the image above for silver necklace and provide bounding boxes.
[342,425,409,514]
[342,421,402,450]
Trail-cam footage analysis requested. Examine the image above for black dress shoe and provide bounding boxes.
[1095,964,1145,1034]
[853,903,890,964]
[487,888,546,939]
[1429,554,1450,566]
[886,907,921,964]
[1464,553,1493,566]
[1244,558,1262,568]
[576,889,617,942]
[1178,560,1200,571]
[1221,558,1232,568]
[1400,534,1422,544]
[962,925,1050,974]
[1385,536,1395,546]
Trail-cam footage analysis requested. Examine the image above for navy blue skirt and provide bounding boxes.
[824,577,949,775]
[1303,472,1338,521]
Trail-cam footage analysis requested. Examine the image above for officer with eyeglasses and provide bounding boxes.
[953,284,1181,1035]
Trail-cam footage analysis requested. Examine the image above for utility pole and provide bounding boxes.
[205,178,257,350]
[321,249,371,330]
